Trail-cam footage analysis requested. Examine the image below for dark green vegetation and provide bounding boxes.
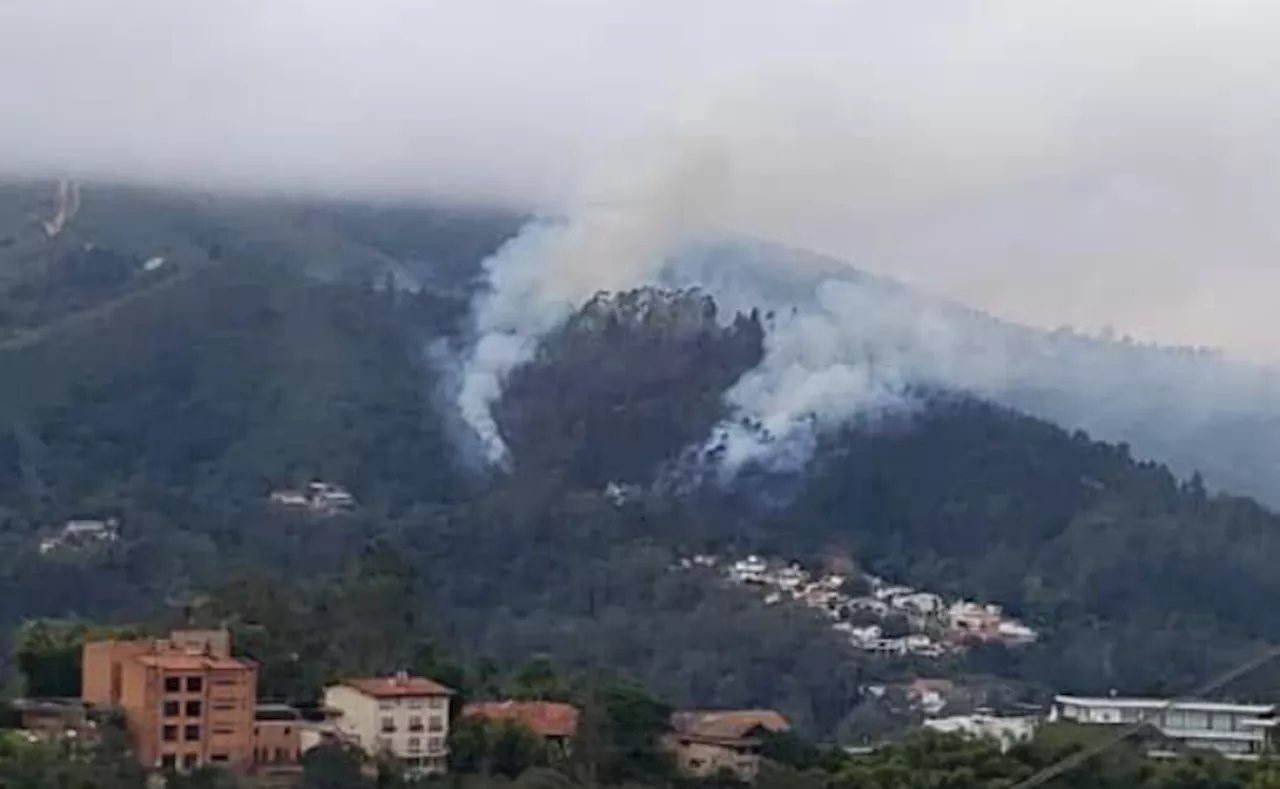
[2,180,1280,749]
[9,569,1280,789]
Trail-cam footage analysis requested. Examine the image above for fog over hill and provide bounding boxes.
[7,0,1280,358]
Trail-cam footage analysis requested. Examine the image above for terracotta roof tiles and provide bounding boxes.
[463,701,580,738]
[341,676,455,698]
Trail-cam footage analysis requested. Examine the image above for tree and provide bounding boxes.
[510,657,567,701]
[592,683,673,786]
[489,720,544,779]
[12,619,138,698]
[302,741,369,789]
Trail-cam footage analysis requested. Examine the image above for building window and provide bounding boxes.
[428,716,444,732]
[380,717,396,733]
[164,677,182,694]
[185,701,202,717]
[214,677,237,686]
[408,716,424,732]
[274,747,289,763]
[212,725,235,735]
[186,677,203,693]
[162,725,178,742]
[184,725,200,741]
[283,727,291,736]
[427,736,443,753]
[378,700,395,710]
[213,701,236,711]
[407,699,425,709]
[407,737,422,752]
[182,754,199,770]
[161,754,177,770]
[210,754,228,764]
[163,701,181,717]
[428,698,444,710]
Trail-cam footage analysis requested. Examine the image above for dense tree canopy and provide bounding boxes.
[5,180,1280,748]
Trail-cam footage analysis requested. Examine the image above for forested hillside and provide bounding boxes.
[5,181,1280,741]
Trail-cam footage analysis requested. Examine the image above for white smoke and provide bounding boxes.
[658,240,1280,491]
[455,130,732,463]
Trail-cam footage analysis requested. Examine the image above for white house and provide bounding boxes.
[924,714,1038,752]
[996,621,1038,645]
[1050,696,1276,760]
[729,556,767,584]
[38,518,120,555]
[309,481,356,511]
[874,585,914,602]
[775,566,808,591]
[324,673,454,775]
[892,593,944,616]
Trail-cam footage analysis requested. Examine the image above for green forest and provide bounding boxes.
[9,551,1280,789]
[3,180,1280,748]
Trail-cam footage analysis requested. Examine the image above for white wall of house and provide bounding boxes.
[323,686,450,773]
[1051,696,1274,759]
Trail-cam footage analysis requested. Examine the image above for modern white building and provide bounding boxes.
[324,673,454,774]
[1050,696,1276,760]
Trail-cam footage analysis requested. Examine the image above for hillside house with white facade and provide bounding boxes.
[1050,696,1276,760]
[324,673,453,775]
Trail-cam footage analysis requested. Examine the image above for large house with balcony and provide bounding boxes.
[324,673,454,775]
[1050,695,1277,760]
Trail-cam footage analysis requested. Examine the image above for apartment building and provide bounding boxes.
[324,672,453,775]
[1050,695,1277,760]
[82,629,257,772]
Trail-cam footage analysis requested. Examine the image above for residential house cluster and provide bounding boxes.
[37,518,120,556]
[683,554,1038,658]
[268,481,357,516]
[68,628,789,784]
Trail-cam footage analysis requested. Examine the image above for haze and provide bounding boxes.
[4,0,1280,360]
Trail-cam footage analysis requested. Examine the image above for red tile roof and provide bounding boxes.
[463,701,580,738]
[341,676,455,698]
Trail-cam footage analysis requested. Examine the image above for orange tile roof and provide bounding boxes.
[341,676,454,698]
[463,701,580,738]
[670,710,791,742]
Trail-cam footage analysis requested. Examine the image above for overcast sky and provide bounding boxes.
[4,0,1280,360]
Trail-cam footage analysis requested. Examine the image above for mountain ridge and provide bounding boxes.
[2,180,1280,738]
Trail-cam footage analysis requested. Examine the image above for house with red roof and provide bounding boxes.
[462,700,580,758]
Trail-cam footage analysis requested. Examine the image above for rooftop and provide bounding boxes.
[339,675,455,699]
[136,654,252,671]
[463,701,580,738]
[670,709,791,742]
[1055,696,1275,715]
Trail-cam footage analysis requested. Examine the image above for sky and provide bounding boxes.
[4,0,1280,360]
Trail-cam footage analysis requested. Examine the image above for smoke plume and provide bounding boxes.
[456,131,731,463]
